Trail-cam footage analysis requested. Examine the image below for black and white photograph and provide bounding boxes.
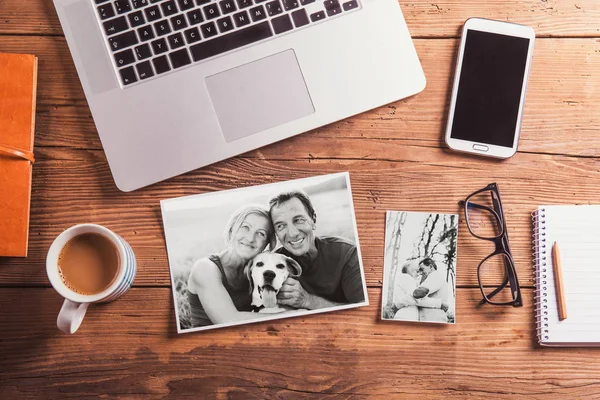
[381,211,458,324]
[161,172,369,333]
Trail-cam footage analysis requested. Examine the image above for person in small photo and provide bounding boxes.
[392,261,446,321]
[268,190,365,310]
[413,257,450,322]
[186,205,276,327]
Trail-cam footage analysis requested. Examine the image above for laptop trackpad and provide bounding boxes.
[206,50,315,143]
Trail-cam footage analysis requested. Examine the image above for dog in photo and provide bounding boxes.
[246,253,302,313]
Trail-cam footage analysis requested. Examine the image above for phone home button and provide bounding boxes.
[472,144,489,152]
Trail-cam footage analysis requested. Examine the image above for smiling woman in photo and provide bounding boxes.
[186,205,277,327]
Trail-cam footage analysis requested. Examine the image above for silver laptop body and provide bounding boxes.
[54,0,426,191]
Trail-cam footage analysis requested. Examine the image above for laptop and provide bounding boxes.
[54,0,426,191]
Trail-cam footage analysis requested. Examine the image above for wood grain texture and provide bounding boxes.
[2,0,600,397]
[1,0,600,37]
[1,287,600,399]
[2,148,600,287]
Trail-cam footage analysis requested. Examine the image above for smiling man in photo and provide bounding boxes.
[268,190,366,310]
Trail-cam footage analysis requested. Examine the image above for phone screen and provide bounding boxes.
[450,30,531,148]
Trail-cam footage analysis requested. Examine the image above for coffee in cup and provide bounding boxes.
[58,233,120,295]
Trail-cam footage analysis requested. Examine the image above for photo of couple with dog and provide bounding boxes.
[161,173,368,333]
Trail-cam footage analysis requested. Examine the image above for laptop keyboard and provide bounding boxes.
[93,0,361,87]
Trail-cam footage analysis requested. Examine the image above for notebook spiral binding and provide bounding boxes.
[532,208,549,343]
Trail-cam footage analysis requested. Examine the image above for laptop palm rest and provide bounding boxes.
[205,49,315,143]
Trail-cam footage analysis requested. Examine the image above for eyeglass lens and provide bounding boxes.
[466,189,503,239]
[479,253,518,304]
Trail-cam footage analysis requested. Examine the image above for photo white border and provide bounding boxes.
[160,172,369,334]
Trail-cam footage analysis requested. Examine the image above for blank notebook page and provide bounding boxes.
[533,205,600,346]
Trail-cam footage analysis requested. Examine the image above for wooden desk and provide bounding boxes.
[2,1,600,397]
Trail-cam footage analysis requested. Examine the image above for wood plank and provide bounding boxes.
[2,147,600,287]
[10,36,597,157]
[1,287,599,398]
[1,0,600,37]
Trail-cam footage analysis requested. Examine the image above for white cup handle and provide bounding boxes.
[57,299,89,334]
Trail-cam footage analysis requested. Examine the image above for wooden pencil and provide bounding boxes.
[552,242,568,321]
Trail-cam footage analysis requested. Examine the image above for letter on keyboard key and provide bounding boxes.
[169,48,192,68]
[271,14,293,34]
[109,31,139,52]
[291,8,309,27]
[342,0,358,10]
[119,66,138,85]
[190,21,272,61]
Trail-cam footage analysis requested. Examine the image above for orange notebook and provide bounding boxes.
[0,53,38,257]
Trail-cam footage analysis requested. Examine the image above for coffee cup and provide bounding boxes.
[46,224,136,334]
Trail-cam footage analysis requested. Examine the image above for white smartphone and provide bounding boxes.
[445,18,535,158]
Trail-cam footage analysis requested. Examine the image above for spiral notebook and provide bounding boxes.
[532,205,600,347]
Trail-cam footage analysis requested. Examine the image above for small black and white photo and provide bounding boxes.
[161,172,369,333]
[381,211,458,324]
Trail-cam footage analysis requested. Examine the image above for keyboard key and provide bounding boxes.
[132,0,148,8]
[135,43,153,59]
[152,55,171,74]
[128,11,146,27]
[196,0,211,5]
[249,5,266,21]
[342,0,357,10]
[119,66,138,85]
[114,48,136,67]
[203,4,220,19]
[291,8,309,27]
[145,5,162,21]
[323,0,341,16]
[300,0,314,4]
[96,0,110,3]
[171,14,188,30]
[114,0,132,14]
[271,14,292,34]
[167,32,185,48]
[103,16,128,36]
[236,0,252,8]
[310,10,325,21]
[136,61,155,79]
[282,0,299,11]
[151,37,169,54]
[184,27,202,43]
[200,21,218,38]
[266,1,282,16]
[154,19,172,35]
[161,0,179,16]
[169,48,192,68]
[137,25,156,41]
[98,4,116,20]
[190,21,272,61]
[177,0,195,10]
[187,9,204,24]
[233,10,250,27]
[109,31,139,51]
[219,0,237,14]
[217,16,234,33]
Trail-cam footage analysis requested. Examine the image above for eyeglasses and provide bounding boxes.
[459,183,523,307]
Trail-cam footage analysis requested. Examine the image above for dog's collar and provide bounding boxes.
[251,305,265,313]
